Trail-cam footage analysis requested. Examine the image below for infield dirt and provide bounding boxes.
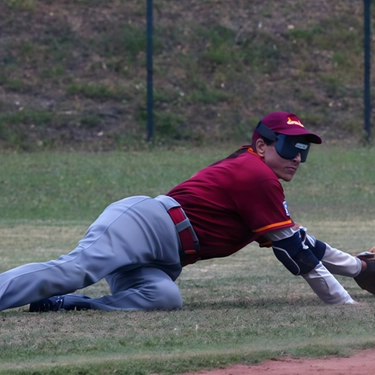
[182,348,375,375]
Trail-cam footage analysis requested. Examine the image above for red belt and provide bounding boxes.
[167,207,200,258]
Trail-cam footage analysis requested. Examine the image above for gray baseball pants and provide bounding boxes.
[0,195,183,311]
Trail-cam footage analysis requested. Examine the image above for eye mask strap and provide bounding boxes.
[255,121,278,142]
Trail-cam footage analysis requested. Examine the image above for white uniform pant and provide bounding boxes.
[0,196,183,311]
[302,242,362,304]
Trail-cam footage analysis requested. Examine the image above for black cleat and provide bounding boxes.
[29,296,65,312]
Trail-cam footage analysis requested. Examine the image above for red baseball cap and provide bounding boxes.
[252,112,322,144]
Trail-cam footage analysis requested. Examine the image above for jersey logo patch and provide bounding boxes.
[283,201,290,216]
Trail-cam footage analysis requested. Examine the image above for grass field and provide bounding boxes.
[1,145,375,374]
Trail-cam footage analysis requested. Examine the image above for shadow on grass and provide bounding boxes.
[182,296,321,310]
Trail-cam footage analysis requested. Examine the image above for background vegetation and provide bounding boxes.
[0,0,374,150]
[1,147,375,374]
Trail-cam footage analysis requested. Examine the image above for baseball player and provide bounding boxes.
[0,112,368,312]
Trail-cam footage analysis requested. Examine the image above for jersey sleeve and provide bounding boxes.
[233,174,294,237]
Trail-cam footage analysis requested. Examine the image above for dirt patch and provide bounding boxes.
[182,348,375,375]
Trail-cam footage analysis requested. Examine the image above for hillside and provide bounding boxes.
[0,0,373,150]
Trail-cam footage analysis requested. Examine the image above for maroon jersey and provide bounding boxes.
[167,147,294,266]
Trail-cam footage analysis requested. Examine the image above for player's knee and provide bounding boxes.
[149,279,182,309]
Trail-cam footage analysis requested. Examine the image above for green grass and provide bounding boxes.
[0,148,222,222]
[285,145,375,221]
[1,146,375,374]
[5,0,35,11]
[0,145,375,223]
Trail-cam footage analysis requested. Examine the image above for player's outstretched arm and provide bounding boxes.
[268,228,358,304]
[301,263,356,304]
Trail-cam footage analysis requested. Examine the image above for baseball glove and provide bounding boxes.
[354,248,375,295]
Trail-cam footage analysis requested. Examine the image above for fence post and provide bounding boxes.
[364,0,371,141]
[146,0,154,141]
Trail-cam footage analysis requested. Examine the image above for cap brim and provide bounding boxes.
[281,129,322,144]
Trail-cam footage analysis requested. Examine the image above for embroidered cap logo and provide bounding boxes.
[287,117,305,128]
